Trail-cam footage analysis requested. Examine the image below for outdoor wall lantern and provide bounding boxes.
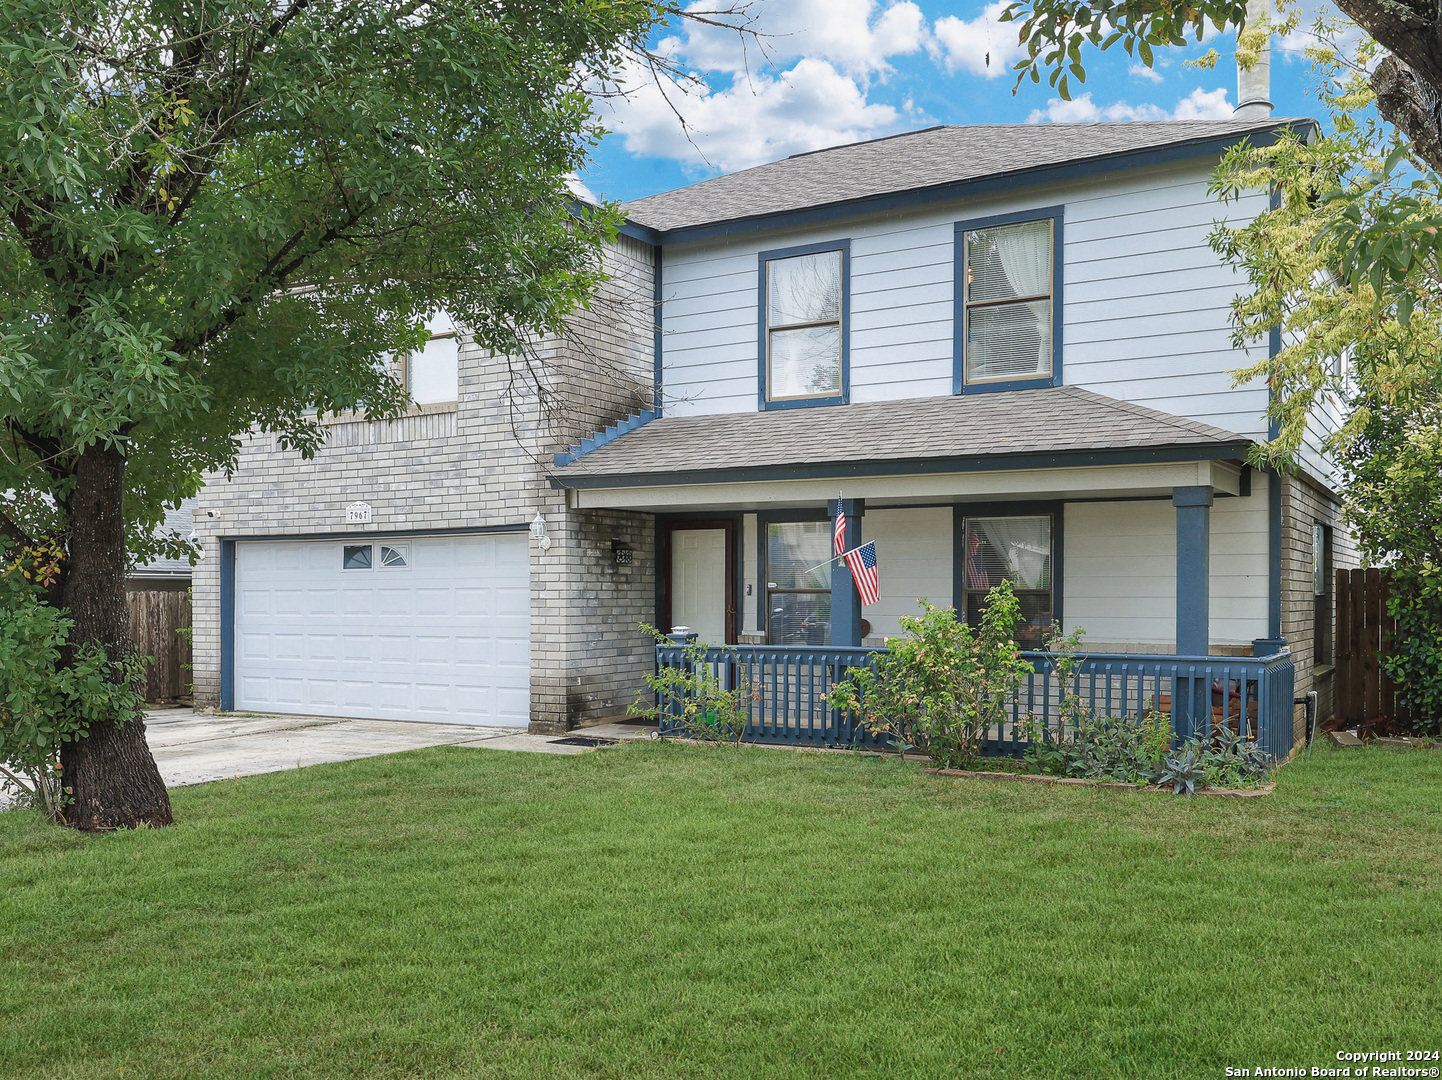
[529,511,551,551]
[612,540,633,566]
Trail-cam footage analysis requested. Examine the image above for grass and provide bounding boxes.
[2,741,1440,1080]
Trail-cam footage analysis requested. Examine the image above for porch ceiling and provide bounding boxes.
[551,387,1252,511]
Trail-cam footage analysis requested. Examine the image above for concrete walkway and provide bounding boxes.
[1,709,654,808]
[144,708,654,789]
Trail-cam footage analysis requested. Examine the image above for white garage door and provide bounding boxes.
[235,533,530,726]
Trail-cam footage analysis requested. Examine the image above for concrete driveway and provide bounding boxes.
[0,709,653,809]
[144,708,653,789]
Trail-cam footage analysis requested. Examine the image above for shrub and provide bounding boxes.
[630,626,754,747]
[1384,567,1442,734]
[1017,627,1272,792]
[0,545,147,820]
[827,584,1032,770]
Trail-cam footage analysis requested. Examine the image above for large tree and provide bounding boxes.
[0,0,709,830]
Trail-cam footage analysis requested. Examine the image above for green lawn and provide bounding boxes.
[2,742,1439,1080]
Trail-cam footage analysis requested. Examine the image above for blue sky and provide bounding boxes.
[579,0,1324,204]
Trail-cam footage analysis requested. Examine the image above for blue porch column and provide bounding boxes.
[1174,485,1212,740]
[1173,485,1213,655]
[828,498,864,647]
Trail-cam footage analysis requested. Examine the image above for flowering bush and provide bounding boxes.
[827,583,1032,770]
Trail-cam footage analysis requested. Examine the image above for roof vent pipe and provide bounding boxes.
[1234,0,1273,119]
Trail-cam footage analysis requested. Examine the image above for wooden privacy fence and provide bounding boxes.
[1335,568,1408,727]
[127,588,193,703]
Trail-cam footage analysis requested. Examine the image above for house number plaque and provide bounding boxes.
[345,501,373,525]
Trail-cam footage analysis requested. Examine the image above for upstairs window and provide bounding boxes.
[405,333,459,405]
[957,211,1060,392]
[759,243,848,408]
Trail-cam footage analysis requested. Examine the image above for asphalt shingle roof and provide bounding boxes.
[130,496,196,578]
[551,387,1251,487]
[621,119,1311,234]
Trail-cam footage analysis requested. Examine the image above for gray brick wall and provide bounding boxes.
[1281,470,1359,741]
[192,235,659,732]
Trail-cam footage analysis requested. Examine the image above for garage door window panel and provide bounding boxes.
[343,544,373,570]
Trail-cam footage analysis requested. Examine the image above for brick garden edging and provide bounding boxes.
[925,767,1276,798]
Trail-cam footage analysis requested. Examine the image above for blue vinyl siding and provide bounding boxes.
[658,160,1271,438]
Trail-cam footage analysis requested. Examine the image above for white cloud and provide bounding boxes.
[930,2,1023,78]
[1026,86,1233,123]
[603,57,908,175]
[666,0,926,81]
[1171,86,1233,119]
[1129,62,1164,83]
[598,1,928,174]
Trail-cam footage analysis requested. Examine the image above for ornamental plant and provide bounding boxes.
[1017,624,1271,791]
[630,626,755,748]
[1338,382,1442,731]
[827,584,1033,770]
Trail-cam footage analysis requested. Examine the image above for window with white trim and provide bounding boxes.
[961,218,1054,385]
[763,249,843,402]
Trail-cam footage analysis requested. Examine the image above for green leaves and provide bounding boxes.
[1001,0,1247,94]
[0,548,147,777]
[1314,145,1442,329]
[0,0,657,571]
[828,586,1034,770]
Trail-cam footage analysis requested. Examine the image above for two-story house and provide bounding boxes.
[192,116,1353,750]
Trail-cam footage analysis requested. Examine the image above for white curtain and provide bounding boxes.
[991,221,1051,299]
[976,517,1050,590]
[976,221,1052,379]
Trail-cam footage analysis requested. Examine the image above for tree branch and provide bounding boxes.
[0,505,34,548]
[1371,54,1442,173]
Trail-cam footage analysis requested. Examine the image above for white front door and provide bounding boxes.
[670,528,729,645]
[234,533,530,726]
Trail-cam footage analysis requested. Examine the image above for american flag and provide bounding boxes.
[843,541,880,606]
[833,506,846,556]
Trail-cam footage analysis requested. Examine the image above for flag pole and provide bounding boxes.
[795,547,861,578]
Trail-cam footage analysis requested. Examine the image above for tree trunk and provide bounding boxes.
[59,444,173,831]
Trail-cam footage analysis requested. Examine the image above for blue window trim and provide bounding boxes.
[951,501,1064,632]
[953,205,1064,396]
[755,508,832,634]
[757,239,851,411]
[652,243,664,416]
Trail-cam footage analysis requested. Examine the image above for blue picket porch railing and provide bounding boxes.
[653,644,888,748]
[654,644,1297,760]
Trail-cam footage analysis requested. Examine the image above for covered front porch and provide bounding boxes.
[552,387,1298,757]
